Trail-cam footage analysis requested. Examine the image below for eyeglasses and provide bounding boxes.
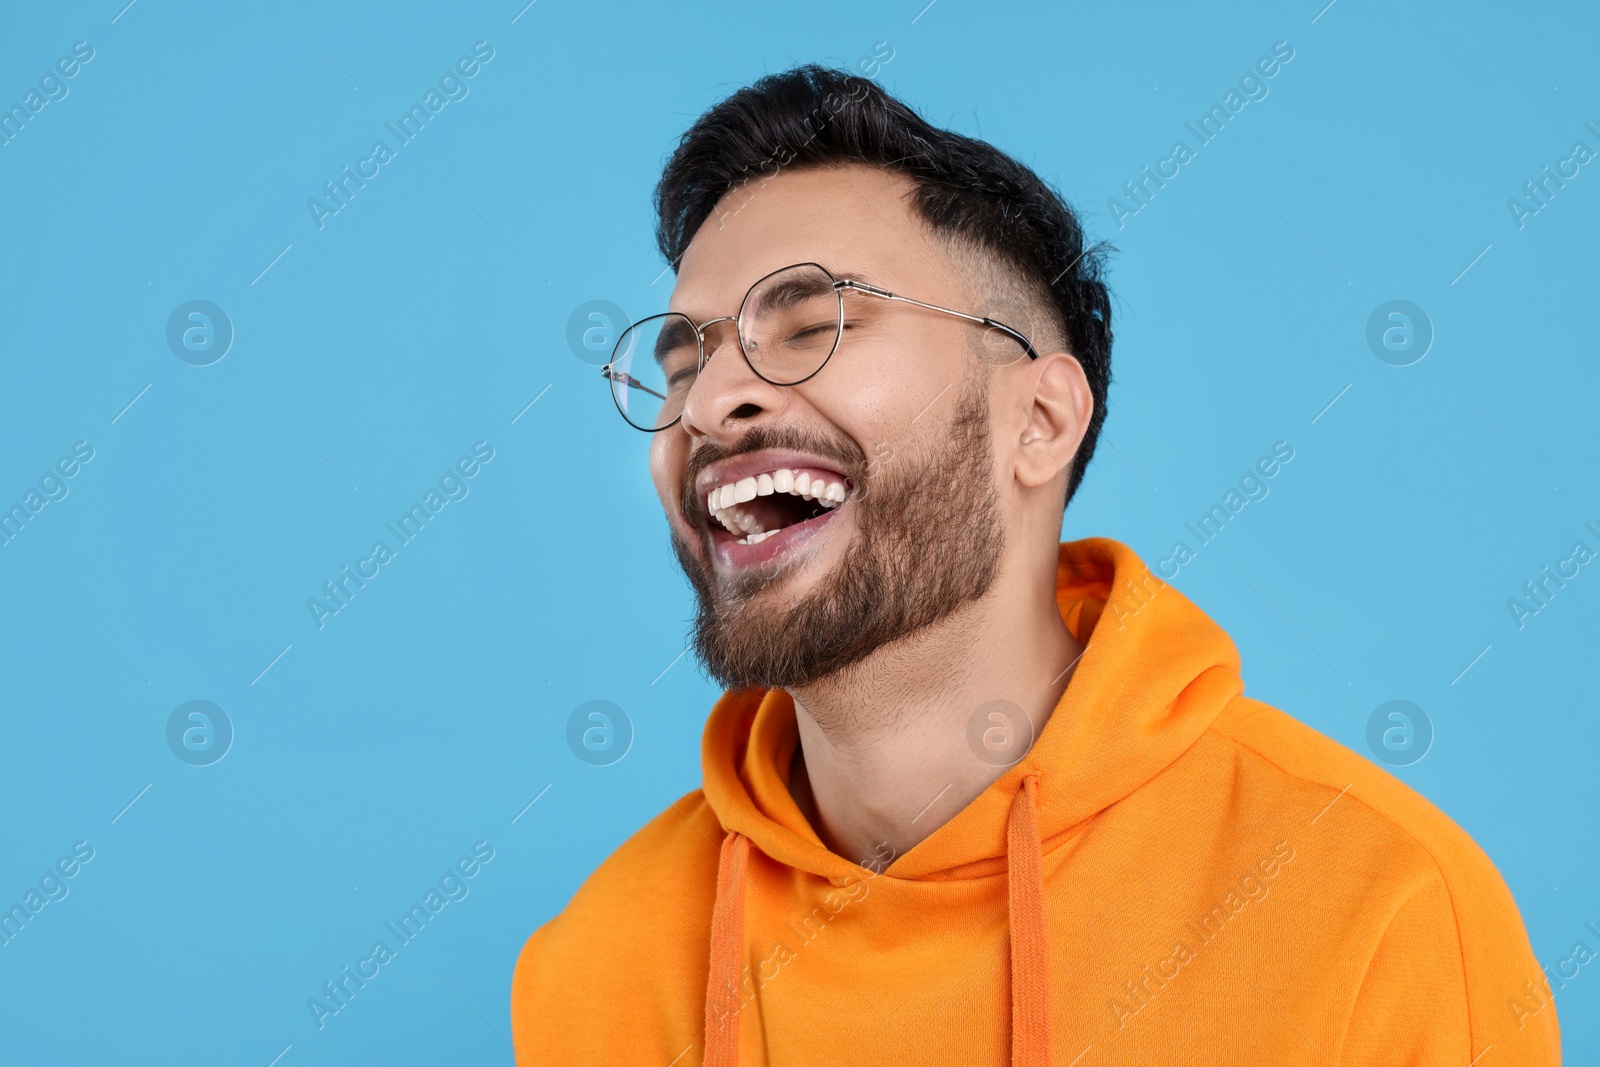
[600,261,1040,431]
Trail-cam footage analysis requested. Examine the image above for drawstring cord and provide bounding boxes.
[704,831,750,1067]
[1007,774,1052,1066]
[701,776,1052,1066]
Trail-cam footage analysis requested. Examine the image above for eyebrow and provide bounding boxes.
[654,317,699,367]
[668,265,885,322]
[832,267,881,287]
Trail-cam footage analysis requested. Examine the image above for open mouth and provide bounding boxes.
[703,467,851,546]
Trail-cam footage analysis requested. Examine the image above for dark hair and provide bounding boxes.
[653,64,1113,510]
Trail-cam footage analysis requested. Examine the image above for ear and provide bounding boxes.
[1014,351,1093,491]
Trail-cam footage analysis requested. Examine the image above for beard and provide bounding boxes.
[669,369,1006,693]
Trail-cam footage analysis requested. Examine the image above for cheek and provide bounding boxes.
[823,365,955,450]
[649,435,686,509]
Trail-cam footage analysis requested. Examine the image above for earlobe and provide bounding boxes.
[1015,352,1092,490]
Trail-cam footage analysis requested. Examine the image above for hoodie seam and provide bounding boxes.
[1328,880,1464,1066]
[1206,719,1475,1057]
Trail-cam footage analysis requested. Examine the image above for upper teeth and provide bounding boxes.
[705,469,849,544]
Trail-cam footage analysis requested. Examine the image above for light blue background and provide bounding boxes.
[2,0,1595,1062]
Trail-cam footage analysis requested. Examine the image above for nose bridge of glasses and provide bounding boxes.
[694,314,741,364]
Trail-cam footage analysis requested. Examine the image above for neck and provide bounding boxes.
[786,550,1083,867]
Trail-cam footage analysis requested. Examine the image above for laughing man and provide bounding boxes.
[512,66,1560,1066]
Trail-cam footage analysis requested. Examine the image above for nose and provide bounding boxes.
[678,316,787,438]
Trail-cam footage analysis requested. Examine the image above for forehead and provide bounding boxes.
[668,164,958,317]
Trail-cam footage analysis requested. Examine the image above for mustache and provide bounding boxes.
[680,424,866,517]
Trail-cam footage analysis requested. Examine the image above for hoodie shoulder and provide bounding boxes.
[1207,696,1560,1063]
[1210,696,1508,888]
[510,789,721,1062]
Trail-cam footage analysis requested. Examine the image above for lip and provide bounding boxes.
[708,493,847,571]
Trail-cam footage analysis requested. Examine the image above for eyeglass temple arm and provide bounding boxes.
[836,280,1040,360]
[600,366,669,402]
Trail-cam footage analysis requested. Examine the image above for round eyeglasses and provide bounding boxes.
[600,261,1040,431]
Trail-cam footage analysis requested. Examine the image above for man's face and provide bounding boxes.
[650,165,1021,692]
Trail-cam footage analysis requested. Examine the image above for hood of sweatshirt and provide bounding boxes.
[701,537,1244,879]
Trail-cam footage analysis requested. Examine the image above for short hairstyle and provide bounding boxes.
[653,64,1113,510]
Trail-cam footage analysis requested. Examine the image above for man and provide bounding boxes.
[512,66,1560,1065]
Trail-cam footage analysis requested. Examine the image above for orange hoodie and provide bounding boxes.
[511,538,1561,1065]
